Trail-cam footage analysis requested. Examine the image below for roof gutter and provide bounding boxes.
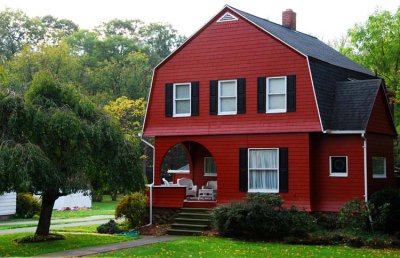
[323,130,365,134]
[138,133,154,226]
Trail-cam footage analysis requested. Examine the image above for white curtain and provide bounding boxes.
[249,149,278,190]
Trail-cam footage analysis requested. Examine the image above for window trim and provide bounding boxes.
[266,76,287,113]
[329,156,348,177]
[372,157,387,179]
[204,157,217,177]
[248,148,279,193]
[218,79,237,115]
[173,82,191,117]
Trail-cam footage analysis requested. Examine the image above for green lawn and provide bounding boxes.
[0,232,132,257]
[95,236,400,257]
[52,225,98,233]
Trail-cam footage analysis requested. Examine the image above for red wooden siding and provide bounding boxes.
[367,134,396,194]
[143,8,321,137]
[310,134,364,211]
[154,133,312,210]
[367,87,396,136]
[146,187,186,208]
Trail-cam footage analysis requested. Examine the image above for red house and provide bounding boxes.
[142,6,396,212]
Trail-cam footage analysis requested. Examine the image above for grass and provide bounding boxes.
[94,236,400,257]
[52,225,99,233]
[0,220,109,230]
[51,195,119,219]
[0,232,133,257]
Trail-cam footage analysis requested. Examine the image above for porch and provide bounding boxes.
[149,141,218,208]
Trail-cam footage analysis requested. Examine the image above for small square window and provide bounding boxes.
[330,156,348,177]
[204,157,217,176]
[372,157,386,178]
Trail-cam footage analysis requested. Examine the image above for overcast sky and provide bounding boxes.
[1,0,399,42]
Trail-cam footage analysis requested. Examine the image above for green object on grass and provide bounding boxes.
[115,231,140,237]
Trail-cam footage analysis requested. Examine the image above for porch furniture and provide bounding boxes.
[202,180,217,199]
[177,178,198,197]
[162,178,170,186]
[198,188,214,200]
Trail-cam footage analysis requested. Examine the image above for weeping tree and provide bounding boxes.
[0,71,144,236]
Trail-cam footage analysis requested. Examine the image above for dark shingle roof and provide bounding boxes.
[329,79,381,130]
[228,6,374,76]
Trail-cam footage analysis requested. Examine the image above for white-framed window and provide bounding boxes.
[248,148,279,193]
[218,80,237,115]
[173,83,191,117]
[204,157,217,176]
[329,156,348,177]
[372,157,386,179]
[267,77,286,113]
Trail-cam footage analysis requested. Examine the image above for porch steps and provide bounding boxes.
[167,208,213,236]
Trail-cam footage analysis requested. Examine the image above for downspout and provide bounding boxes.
[361,133,368,203]
[362,133,374,230]
[139,133,154,226]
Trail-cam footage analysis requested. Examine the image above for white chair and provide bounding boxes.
[177,178,198,197]
[162,178,170,186]
[202,180,217,200]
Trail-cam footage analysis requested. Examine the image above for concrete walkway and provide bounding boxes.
[38,235,182,257]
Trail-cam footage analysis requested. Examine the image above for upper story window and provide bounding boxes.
[267,77,287,113]
[329,156,348,177]
[173,83,191,117]
[372,157,386,179]
[218,80,237,115]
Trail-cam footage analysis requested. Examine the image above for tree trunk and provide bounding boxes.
[111,192,118,201]
[35,192,58,236]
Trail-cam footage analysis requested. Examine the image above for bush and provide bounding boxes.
[97,220,122,234]
[213,193,316,240]
[115,192,147,228]
[16,193,41,218]
[369,188,400,234]
[311,212,339,230]
[337,199,368,231]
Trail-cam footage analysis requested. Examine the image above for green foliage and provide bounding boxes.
[115,192,147,228]
[213,193,316,240]
[97,219,122,234]
[337,199,368,231]
[341,9,400,94]
[16,193,41,218]
[369,188,400,234]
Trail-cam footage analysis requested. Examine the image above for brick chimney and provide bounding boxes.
[282,9,296,30]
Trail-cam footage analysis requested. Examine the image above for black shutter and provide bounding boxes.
[239,148,248,192]
[210,80,218,115]
[191,81,199,116]
[165,83,173,117]
[237,78,246,114]
[257,77,266,113]
[287,75,296,112]
[279,148,289,193]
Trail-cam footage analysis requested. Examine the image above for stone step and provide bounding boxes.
[167,228,203,236]
[180,208,212,213]
[178,212,211,219]
[170,223,209,230]
[174,217,212,225]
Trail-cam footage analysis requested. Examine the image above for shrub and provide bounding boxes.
[311,212,339,230]
[115,192,147,228]
[337,199,368,231]
[213,193,316,240]
[369,188,400,234]
[97,220,122,234]
[16,193,41,218]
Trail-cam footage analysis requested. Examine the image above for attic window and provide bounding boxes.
[217,12,238,23]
